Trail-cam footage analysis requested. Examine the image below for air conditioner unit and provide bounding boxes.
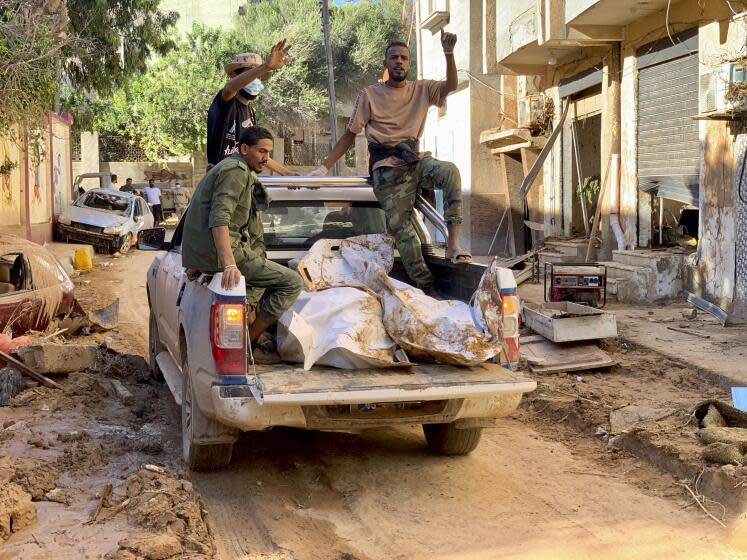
[518,94,546,130]
[700,62,747,114]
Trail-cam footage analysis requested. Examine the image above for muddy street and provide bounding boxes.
[2,247,743,559]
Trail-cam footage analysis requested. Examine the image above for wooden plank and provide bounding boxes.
[521,340,614,373]
[109,379,134,405]
[255,362,532,396]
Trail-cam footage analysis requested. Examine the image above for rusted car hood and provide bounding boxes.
[66,207,129,228]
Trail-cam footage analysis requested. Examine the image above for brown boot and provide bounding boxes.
[250,347,282,365]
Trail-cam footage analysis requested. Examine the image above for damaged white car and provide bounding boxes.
[57,189,154,254]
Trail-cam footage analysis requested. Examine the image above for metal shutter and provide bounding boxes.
[637,52,700,206]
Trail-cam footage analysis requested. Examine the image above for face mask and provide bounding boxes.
[243,79,265,96]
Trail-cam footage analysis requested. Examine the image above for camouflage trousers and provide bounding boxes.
[372,156,463,289]
[237,253,303,323]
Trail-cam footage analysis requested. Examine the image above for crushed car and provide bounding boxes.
[56,189,154,254]
[0,235,76,336]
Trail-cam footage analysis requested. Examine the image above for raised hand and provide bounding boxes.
[267,39,292,71]
[440,29,457,54]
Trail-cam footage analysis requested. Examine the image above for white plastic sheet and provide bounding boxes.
[277,287,398,370]
[279,234,505,369]
[295,234,393,291]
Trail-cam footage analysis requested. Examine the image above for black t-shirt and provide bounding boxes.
[206,89,256,165]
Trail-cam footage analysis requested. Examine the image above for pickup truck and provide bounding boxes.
[139,176,535,471]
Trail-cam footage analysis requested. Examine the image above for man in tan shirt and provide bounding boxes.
[311,31,470,291]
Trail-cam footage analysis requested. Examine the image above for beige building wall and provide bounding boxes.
[417,0,506,254]
[501,0,744,309]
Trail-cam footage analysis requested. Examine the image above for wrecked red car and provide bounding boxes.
[0,235,76,336]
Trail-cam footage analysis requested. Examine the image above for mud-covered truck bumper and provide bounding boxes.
[207,363,536,431]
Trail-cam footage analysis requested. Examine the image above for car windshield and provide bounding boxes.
[75,192,132,218]
[262,201,387,249]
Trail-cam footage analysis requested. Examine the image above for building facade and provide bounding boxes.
[474,0,746,318]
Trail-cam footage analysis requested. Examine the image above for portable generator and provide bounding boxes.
[544,262,607,308]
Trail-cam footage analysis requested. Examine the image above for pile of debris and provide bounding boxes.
[0,457,60,543]
[101,465,214,560]
[520,301,618,374]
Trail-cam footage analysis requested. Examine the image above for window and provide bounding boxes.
[0,254,29,295]
[75,192,133,217]
[262,201,387,249]
[421,0,449,31]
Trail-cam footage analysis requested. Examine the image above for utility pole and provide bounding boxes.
[320,0,339,175]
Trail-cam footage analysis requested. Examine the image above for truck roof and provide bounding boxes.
[261,176,377,202]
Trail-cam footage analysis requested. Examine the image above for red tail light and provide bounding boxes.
[210,301,246,374]
[500,294,521,370]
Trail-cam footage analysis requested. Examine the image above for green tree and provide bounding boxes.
[84,0,410,159]
[64,0,178,96]
[0,0,69,134]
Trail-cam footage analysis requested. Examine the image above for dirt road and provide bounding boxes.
[84,249,745,560]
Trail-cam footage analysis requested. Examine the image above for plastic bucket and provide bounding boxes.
[74,248,93,271]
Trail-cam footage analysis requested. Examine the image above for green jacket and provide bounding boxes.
[181,155,270,273]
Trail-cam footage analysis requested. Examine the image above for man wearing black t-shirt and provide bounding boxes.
[206,40,296,176]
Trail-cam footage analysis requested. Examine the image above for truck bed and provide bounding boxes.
[248,362,535,405]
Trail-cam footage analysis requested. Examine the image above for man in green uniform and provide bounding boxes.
[182,127,302,363]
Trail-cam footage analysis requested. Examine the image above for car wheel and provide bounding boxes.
[423,423,482,455]
[118,233,133,254]
[148,310,164,381]
[181,355,235,472]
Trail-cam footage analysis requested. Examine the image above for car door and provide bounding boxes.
[155,224,185,353]
[140,199,154,229]
[0,253,37,336]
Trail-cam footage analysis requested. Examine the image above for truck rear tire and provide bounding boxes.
[423,423,482,455]
[181,357,235,471]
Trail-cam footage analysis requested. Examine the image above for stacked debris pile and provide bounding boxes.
[102,465,215,559]
[694,400,747,465]
[0,457,60,543]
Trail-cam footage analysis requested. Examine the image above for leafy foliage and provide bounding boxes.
[64,0,178,96]
[80,0,410,159]
[0,0,69,134]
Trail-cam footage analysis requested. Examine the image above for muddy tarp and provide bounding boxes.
[280,235,503,368]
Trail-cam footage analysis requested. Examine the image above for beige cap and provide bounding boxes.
[225,52,263,75]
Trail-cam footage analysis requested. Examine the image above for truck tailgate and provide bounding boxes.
[250,363,536,405]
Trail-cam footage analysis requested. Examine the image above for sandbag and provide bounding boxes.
[277,287,398,370]
[371,268,500,366]
[295,234,394,291]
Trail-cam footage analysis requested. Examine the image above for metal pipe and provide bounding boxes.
[260,176,370,187]
[416,194,449,242]
[320,0,340,175]
[260,175,449,240]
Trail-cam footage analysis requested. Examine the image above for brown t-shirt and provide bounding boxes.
[347,80,446,170]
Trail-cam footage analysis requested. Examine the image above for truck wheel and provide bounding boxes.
[181,357,235,471]
[148,310,164,381]
[118,233,133,254]
[423,423,482,455]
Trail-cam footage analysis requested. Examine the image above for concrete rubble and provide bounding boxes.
[16,342,97,374]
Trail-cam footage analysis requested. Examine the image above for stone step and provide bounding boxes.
[537,250,577,269]
[611,250,686,300]
[599,261,652,303]
[543,240,588,258]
